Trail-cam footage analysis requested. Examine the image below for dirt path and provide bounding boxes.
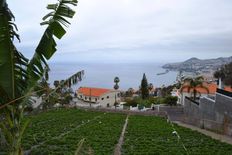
[114,115,129,155]
[174,121,232,145]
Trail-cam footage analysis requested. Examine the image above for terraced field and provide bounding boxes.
[23,109,126,155]
[1,108,232,155]
[122,116,232,155]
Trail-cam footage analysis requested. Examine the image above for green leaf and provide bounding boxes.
[50,21,66,39]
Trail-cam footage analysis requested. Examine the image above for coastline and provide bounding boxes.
[48,62,178,90]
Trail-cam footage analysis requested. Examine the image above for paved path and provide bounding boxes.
[114,115,129,155]
[174,121,232,145]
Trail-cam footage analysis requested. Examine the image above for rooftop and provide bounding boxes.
[77,87,112,97]
[181,83,232,94]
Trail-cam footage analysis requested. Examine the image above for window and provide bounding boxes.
[95,98,97,102]
[85,97,87,100]
[89,97,91,101]
[102,98,104,100]
[117,93,120,97]
[107,96,109,99]
[80,95,82,98]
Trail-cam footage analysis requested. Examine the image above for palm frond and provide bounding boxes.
[27,0,78,89]
[0,1,28,104]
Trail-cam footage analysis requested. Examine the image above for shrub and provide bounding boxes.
[163,96,178,106]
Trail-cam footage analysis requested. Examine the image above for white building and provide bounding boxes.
[76,87,121,107]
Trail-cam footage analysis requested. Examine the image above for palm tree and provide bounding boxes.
[114,77,120,90]
[180,76,209,101]
[113,77,120,108]
[127,88,134,97]
[214,62,232,88]
[0,0,78,154]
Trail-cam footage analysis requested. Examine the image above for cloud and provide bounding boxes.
[8,0,232,63]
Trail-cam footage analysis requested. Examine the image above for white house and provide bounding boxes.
[76,87,121,107]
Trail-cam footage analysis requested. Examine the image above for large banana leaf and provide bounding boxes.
[0,0,78,105]
[0,0,78,154]
[27,0,78,89]
[0,1,28,104]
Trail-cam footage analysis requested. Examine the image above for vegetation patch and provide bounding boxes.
[122,115,232,155]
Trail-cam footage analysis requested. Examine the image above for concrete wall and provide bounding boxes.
[199,97,216,121]
[215,93,232,123]
[183,92,232,136]
[180,92,209,105]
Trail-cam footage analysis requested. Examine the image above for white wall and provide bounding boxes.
[98,91,121,107]
[77,90,121,107]
[180,92,209,105]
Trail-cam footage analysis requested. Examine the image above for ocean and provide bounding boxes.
[48,62,178,90]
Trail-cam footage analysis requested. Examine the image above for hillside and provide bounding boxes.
[1,109,232,154]
[163,56,232,73]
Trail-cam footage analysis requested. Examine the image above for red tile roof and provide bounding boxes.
[181,83,232,94]
[77,87,111,97]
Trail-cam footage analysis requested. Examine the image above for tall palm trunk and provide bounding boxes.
[193,89,197,101]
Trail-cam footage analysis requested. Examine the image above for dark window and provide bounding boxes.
[102,98,104,100]
[80,95,82,98]
[117,93,120,97]
[85,97,87,100]
[107,103,110,107]
[95,98,97,102]
[107,96,109,99]
[89,97,91,101]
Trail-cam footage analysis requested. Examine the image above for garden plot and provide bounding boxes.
[23,109,126,155]
[122,115,232,155]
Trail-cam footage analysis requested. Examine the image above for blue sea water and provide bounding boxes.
[48,62,178,90]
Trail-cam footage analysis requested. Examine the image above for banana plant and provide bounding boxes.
[0,0,78,154]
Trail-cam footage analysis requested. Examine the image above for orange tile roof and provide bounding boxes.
[224,87,232,92]
[77,87,111,97]
[181,83,232,94]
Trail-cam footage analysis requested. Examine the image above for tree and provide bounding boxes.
[0,0,78,154]
[140,73,149,99]
[180,76,209,101]
[224,62,232,87]
[126,88,134,97]
[214,62,232,88]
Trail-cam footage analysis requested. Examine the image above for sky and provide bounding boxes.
[8,0,232,64]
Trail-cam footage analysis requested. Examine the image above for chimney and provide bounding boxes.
[218,78,224,90]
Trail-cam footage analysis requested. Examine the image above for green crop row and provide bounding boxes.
[1,109,232,155]
[122,115,232,155]
[28,112,126,155]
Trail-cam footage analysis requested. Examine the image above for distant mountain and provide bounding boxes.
[162,56,232,73]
